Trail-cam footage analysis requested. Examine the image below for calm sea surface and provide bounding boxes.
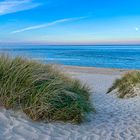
[0,45,140,69]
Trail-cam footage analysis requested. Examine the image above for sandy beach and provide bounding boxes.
[62,65,131,75]
[0,66,140,140]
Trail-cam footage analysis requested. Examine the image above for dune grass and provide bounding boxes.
[0,55,94,123]
[107,71,140,98]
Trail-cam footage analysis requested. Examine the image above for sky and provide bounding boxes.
[0,0,140,45]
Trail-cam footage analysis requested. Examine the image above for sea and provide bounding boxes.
[0,45,140,69]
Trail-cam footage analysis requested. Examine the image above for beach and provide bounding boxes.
[1,0,140,138]
[62,65,131,75]
[0,66,140,140]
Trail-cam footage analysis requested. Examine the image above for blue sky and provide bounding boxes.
[0,0,140,45]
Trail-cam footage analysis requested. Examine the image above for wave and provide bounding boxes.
[32,58,81,61]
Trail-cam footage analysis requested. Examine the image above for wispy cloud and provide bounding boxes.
[0,0,40,16]
[11,16,87,34]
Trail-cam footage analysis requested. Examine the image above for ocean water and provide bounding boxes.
[0,45,140,69]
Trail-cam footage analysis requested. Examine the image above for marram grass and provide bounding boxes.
[0,55,94,123]
[107,71,140,98]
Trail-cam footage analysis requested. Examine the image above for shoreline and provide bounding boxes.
[60,65,136,76]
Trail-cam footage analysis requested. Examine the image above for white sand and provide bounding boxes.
[1,67,140,140]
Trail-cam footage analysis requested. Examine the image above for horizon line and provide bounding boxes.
[0,42,140,46]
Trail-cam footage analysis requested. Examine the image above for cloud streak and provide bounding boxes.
[0,0,40,16]
[11,16,87,34]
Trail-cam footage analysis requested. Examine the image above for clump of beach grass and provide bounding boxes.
[107,71,140,98]
[0,54,93,123]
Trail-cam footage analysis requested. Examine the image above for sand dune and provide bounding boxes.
[0,67,140,140]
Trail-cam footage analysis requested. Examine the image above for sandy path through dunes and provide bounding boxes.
[0,66,140,140]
